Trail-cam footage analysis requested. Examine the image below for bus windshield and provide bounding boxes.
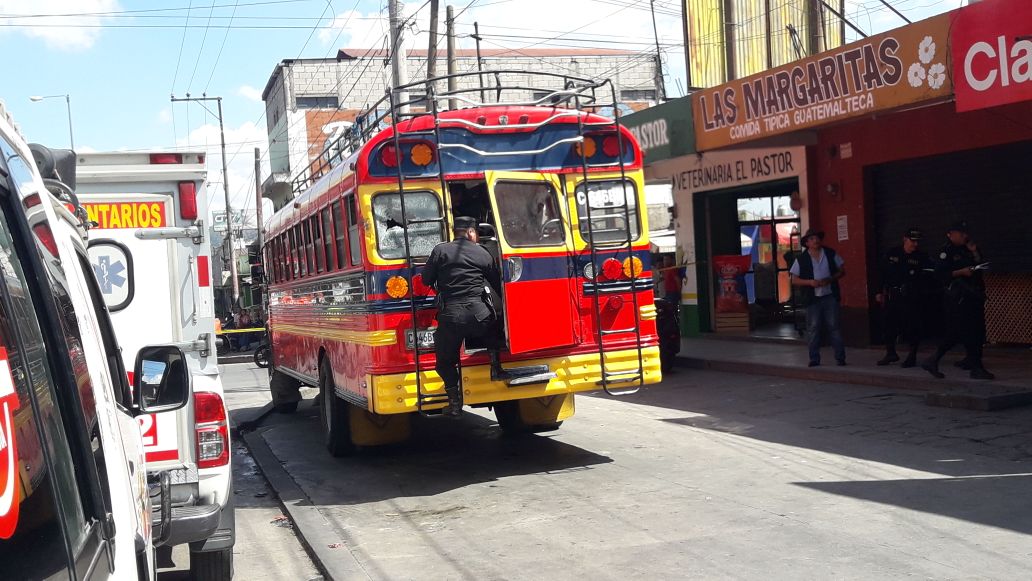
[372,191,443,259]
[574,179,640,243]
[493,181,566,247]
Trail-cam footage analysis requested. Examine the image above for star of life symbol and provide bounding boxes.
[93,255,127,295]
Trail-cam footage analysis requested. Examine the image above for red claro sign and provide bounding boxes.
[951,0,1032,112]
[0,347,21,539]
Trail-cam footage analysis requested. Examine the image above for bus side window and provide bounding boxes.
[294,225,305,278]
[321,208,335,271]
[346,194,361,266]
[331,201,346,270]
[312,216,325,274]
[306,219,316,275]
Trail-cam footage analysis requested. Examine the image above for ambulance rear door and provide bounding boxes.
[81,193,193,469]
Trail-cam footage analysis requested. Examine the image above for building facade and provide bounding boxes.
[260,48,659,209]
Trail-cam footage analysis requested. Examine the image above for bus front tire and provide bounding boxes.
[320,360,354,457]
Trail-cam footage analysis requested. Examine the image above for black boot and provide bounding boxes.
[901,351,918,368]
[921,358,945,379]
[954,358,973,370]
[877,351,899,366]
[490,350,513,382]
[442,387,463,418]
[970,367,995,380]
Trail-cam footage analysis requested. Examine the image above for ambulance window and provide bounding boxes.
[75,254,132,409]
[346,194,361,266]
[321,209,335,271]
[312,216,325,274]
[331,202,346,270]
[1,146,114,568]
[0,146,74,578]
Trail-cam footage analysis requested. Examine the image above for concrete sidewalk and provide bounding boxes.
[677,336,1032,410]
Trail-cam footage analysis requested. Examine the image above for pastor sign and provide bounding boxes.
[951,0,1032,112]
[692,13,953,151]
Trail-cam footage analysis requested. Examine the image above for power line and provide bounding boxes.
[204,0,240,92]
[187,0,219,92]
[169,0,195,94]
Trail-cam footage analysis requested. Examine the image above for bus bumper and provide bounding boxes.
[369,345,662,415]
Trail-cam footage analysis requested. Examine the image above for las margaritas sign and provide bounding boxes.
[692,13,953,151]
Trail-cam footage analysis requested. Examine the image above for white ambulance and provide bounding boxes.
[0,103,191,578]
[75,151,235,579]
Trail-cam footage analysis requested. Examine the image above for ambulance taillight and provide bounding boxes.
[194,392,229,469]
[179,181,198,220]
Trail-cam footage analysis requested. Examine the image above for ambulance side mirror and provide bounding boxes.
[133,345,191,414]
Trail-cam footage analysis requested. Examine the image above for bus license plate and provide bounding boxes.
[405,328,436,349]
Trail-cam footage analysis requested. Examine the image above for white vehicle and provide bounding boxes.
[75,151,234,579]
[0,103,191,578]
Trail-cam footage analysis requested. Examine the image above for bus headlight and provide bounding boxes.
[601,258,623,280]
[582,262,596,280]
[386,275,409,298]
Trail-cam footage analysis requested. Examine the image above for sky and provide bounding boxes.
[0,0,966,216]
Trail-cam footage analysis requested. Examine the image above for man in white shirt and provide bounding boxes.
[789,229,847,366]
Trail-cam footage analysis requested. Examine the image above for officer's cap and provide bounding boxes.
[453,216,477,231]
[903,228,922,241]
[801,229,824,243]
[947,221,968,233]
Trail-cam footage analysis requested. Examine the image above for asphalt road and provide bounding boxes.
[228,362,1032,580]
[157,363,322,580]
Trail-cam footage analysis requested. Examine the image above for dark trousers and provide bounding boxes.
[805,295,846,364]
[929,299,986,368]
[883,296,922,355]
[434,299,501,391]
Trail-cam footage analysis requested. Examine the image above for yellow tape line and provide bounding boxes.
[216,327,266,335]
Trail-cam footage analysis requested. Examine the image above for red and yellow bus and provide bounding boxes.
[263,72,662,454]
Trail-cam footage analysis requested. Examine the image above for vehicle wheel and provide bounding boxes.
[269,369,300,414]
[253,346,270,368]
[494,401,562,435]
[189,547,233,581]
[320,359,354,457]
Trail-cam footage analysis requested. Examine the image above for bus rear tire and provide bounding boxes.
[495,402,569,433]
[270,369,301,414]
[320,360,354,457]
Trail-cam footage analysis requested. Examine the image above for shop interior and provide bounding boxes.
[695,179,803,339]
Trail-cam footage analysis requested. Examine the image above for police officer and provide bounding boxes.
[876,228,931,367]
[921,221,994,380]
[422,216,509,417]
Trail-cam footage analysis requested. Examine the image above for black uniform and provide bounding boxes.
[422,237,502,392]
[880,246,931,362]
[927,241,988,372]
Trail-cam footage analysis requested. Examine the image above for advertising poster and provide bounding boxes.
[713,255,751,313]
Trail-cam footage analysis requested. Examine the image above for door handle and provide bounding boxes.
[506,257,523,282]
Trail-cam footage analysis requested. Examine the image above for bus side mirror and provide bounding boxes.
[133,345,191,414]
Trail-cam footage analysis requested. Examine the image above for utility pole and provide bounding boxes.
[254,147,263,252]
[472,22,485,103]
[388,0,409,113]
[170,94,239,308]
[446,4,457,110]
[427,0,439,80]
[648,0,666,102]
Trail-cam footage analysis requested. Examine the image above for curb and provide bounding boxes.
[230,401,275,435]
[676,356,1032,410]
[242,429,372,581]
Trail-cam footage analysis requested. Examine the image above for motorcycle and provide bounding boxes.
[253,331,270,368]
[654,297,681,373]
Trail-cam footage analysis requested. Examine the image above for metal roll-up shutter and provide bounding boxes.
[871,139,1032,344]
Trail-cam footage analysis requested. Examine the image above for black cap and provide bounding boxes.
[904,228,922,241]
[947,221,968,233]
[801,229,824,243]
[453,216,477,231]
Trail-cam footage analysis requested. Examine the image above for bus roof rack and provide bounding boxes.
[290,70,622,196]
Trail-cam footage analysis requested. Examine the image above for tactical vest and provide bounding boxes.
[795,247,840,306]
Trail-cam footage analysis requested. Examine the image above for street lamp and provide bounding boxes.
[29,94,75,151]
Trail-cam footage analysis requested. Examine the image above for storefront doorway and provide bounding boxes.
[695,179,802,337]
